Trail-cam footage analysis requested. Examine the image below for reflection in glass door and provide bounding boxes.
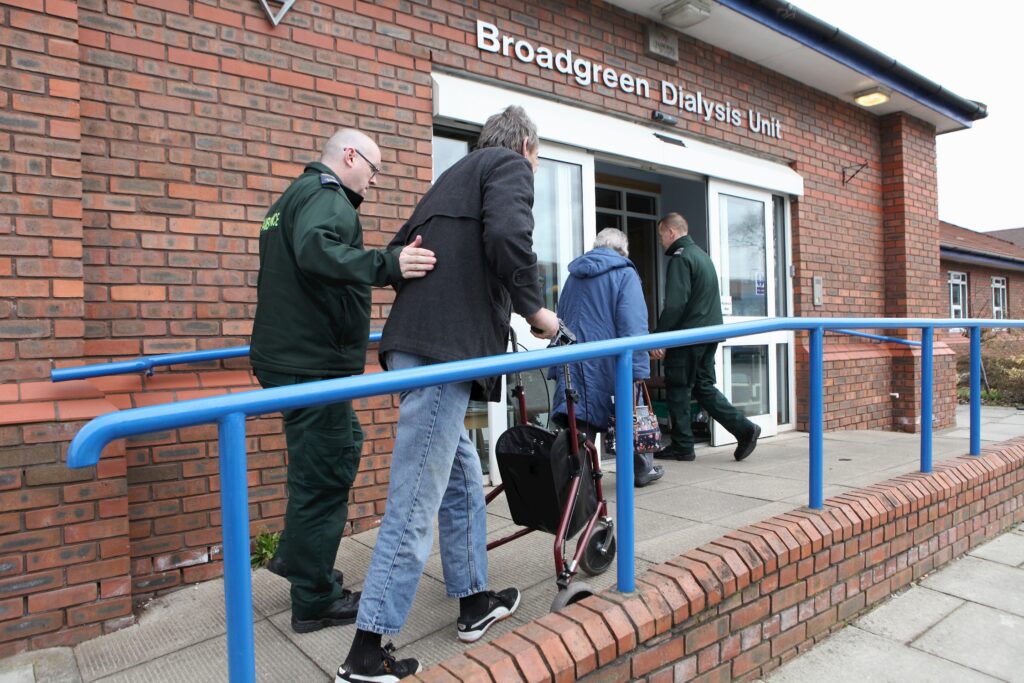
[708,181,792,446]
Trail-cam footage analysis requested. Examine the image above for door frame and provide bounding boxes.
[707,179,791,445]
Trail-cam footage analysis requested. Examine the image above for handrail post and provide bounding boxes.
[969,325,981,455]
[614,350,634,593]
[219,412,256,683]
[920,326,933,473]
[809,328,823,510]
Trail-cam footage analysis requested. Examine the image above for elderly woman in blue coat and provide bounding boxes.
[549,228,664,487]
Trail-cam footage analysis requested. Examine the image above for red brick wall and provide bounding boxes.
[0,0,955,651]
[420,440,1024,682]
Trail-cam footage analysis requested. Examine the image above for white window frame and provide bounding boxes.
[948,271,968,319]
[992,276,1007,320]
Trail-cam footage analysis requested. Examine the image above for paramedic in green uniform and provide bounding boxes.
[650,212,761,463]
[249,129,436,633]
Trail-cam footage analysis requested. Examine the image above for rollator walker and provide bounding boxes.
[486,323,617,610]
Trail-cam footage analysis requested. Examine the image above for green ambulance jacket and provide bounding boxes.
[250,162,401,377]
[653,235,724,366]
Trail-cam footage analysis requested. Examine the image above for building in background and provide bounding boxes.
[0,0,987,652]
[940,221,1024,361]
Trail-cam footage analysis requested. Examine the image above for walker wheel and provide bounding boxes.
[578,523,616,576]
[550,582,595,612]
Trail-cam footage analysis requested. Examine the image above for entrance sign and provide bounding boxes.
[476,20,783,140]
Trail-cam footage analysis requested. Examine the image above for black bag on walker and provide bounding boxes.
[495,424,597,538]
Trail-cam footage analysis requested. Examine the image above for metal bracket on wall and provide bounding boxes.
[842,162,868,185]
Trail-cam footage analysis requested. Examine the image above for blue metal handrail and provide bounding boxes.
[62,317,1019,683]
[50,333,383,382]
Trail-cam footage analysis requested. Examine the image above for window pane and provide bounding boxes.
[626,192,655,215]
[727,345,770,417]
[596,212,621,230]
[533,158,583,311]
[595,187,620,210]
[432,136,468,182]
[721,194,767,317]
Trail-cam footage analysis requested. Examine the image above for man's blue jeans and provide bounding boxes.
[356,351,489,635]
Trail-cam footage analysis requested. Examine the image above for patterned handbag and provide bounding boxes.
[603,381,663,454]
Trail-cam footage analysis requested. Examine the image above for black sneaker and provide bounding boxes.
[336,643,421,683]
[267,555,343,587]
[456,587,521,643]
[291,590,361,633]
[734,424,761,461]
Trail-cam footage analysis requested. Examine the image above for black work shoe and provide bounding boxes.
[457,587,521,643]
[654,445,696,461]
[267,555,343,587]
[292,590,361,633]
[635,465,664,488]
[336,642,421,683]
[734,424,761,461]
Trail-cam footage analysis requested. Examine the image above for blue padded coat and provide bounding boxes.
[549,247,650,429]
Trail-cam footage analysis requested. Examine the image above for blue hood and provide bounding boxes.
[567,247,636,279]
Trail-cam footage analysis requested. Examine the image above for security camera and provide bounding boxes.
[651,110,678,125]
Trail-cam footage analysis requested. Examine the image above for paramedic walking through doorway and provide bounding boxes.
[651,212,761,463]
[337,106,559,683]
[249,129,436,634]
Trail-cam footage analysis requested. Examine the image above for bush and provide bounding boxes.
[957,354,1024,406]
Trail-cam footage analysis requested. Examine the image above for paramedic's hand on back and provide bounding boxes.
[398,235,436,279]
[527,308,559,339]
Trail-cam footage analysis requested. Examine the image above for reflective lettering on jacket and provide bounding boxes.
[260,212,281,232]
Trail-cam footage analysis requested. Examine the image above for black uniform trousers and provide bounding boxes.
[256,369,362,619]
[665,342,754,451]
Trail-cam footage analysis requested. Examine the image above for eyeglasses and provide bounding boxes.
[351,148,380,180]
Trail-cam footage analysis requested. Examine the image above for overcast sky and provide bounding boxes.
[791,0,1022,231]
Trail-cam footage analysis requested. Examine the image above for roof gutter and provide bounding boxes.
[716,0,988,129]
[942,247,1024,273]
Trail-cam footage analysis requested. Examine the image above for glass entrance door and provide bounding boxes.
[707,181,791,446]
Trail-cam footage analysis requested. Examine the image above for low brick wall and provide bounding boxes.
[417,439,1024,683]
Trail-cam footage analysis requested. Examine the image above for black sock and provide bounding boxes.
[345,629,382,671]
[460,591,488,619]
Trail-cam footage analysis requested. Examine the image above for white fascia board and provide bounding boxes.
[433,72,804,196]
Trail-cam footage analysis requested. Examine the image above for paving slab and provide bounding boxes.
[763,626,999,682]
[74,579,228,681]
[967,529,1024,567]
[0,648,80,683]
[854,586,963,643]
[920,555,1024,617]
[634,522,733,565]
[633,485,769,523]
[0,668,33,683]
[911,602,1024,683]
[92,620,328,683]
[692,472,809,501]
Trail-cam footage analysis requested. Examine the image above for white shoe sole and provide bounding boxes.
[457,591,522,643]
[335,662,422,683]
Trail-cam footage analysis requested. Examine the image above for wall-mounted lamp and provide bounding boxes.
[651,110,678,125]
[660,0,712,29]
[853,86,892,108]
